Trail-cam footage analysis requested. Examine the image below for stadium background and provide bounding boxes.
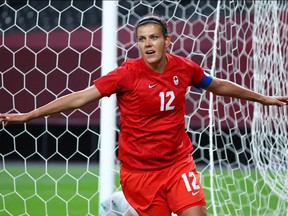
[0,0,251,165]
[1,1,286,215]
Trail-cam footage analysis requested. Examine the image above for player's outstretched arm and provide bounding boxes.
[0,86,102,126]
[205,77,288,106]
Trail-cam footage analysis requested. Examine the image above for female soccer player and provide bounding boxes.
[1,15,288,216]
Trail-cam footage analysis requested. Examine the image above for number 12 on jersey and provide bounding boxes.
[181,172,200,192]
[159,91,175,111]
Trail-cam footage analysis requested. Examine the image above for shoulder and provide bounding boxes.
[167,53,205,86]
[168,53,201,70]
[120,58,143,72]
[117,58,145,86]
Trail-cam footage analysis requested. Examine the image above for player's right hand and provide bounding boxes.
[0,113,28,126]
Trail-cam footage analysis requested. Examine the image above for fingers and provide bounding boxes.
[0,114,9,126]
[267,96,288,106]
[276,97,288,106]
[0,114,14,126]
[0,113,9,119]
[282,99,288,105]
[0,113,28,126]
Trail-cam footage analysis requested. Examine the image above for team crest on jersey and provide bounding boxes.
[173,76,179,85]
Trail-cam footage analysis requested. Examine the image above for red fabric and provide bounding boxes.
[94,53,204,170]
[120,155,206,215]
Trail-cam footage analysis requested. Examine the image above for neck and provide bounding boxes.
[148,55,167,73]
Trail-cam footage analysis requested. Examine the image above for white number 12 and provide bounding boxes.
[181,172,200,192]
[159,91,175,111]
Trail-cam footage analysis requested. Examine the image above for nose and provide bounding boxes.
[145,38,152,47]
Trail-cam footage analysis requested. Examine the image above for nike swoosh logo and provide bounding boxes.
[192,191,200,196]
[148,84,157,88]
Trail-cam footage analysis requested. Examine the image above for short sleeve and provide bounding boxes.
[93,62,134,97]
[182,57,205,87]
[179,56,213,90]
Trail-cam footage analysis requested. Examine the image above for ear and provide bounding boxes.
[165,35,171,48]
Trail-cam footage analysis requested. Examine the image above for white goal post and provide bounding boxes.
[99,0,117,210]
[0,1,288,216]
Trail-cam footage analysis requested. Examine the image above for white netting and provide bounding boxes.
[0,1,288,215]
[252,0,288,201]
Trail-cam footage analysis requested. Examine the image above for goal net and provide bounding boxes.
[0,1,287,215]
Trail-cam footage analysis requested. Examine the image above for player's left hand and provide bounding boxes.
[262,96,288,107]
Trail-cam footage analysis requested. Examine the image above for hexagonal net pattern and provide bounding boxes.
[0,1,288,216]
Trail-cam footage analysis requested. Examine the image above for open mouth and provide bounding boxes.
[145,50,155,55]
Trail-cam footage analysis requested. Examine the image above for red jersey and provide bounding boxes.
[94,53,204,170]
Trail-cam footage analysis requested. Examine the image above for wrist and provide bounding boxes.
[25,111,36,122]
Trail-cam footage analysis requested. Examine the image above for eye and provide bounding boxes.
[138,37,145,42]
[151,36,158,40]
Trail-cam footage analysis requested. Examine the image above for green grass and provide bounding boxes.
[0,164,286,216]
[201,168,286,216]
[0,163,115,216]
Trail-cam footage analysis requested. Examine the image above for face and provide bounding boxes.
[136,23,170,72]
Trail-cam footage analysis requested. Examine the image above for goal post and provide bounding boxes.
[0,1,288,215]
[99,0,117,211]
